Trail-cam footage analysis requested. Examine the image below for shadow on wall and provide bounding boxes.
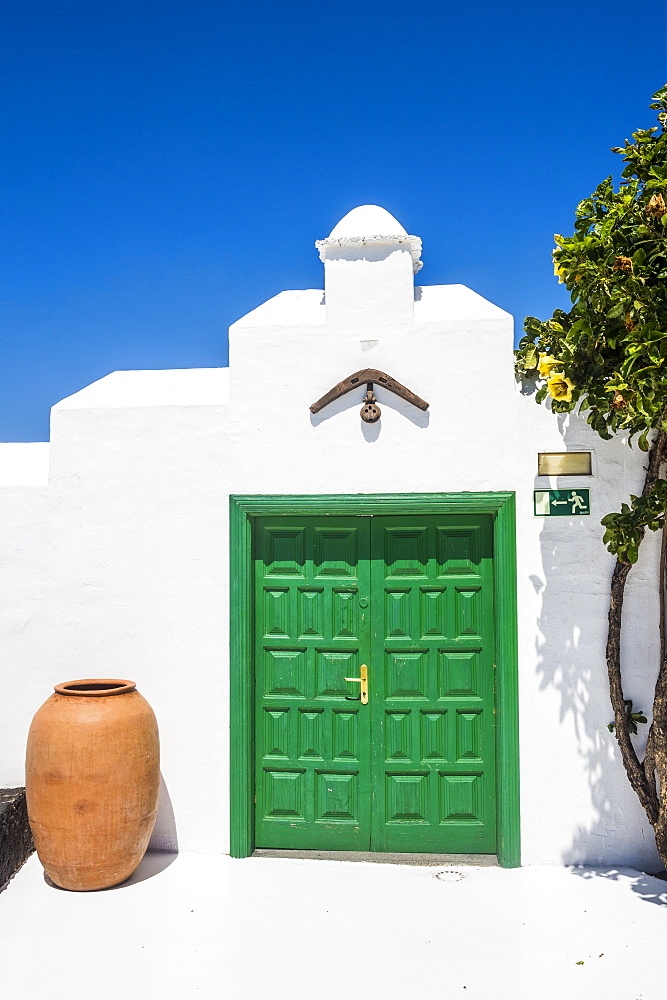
[535,414,662,871]
[149,772,179,854]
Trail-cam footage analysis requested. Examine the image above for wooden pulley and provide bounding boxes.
[360,387,381,423]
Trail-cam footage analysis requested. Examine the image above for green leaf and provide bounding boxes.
[523,345,538,369]
[600,215,615,242]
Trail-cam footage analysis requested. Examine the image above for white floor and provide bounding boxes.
[2,852,667,1000]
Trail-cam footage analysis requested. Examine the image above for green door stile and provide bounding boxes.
[229,494,520,868]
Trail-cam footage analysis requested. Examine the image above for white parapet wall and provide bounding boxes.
[0,206,661,868]
[0,443,50,487]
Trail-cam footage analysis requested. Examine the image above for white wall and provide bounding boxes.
[0,208,661,868]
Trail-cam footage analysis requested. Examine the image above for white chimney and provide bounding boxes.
[315,205,422,328]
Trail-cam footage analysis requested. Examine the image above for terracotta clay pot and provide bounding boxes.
[25,679,159,891]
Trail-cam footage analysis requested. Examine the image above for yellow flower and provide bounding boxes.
[538,353,562,379]
[547,372,574,402]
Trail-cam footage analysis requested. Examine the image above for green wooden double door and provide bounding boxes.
[254,514,497,853]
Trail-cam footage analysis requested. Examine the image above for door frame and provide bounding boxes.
[230,493,520,867]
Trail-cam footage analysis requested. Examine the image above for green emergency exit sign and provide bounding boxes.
[534,488,590,516]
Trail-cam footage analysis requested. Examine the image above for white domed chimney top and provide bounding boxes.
[316,205,422,273]
[327,205,408,239]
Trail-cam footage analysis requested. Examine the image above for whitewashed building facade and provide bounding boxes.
[0,206,660,869]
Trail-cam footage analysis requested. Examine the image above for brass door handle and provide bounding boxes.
[344,664,368,705]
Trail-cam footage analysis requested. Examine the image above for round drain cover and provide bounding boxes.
[434,869,465,882]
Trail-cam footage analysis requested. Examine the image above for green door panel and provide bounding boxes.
[253,514,496,853]
[254,517,372,849]
[370,515,496,852]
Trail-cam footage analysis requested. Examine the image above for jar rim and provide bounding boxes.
[54,679,136,697]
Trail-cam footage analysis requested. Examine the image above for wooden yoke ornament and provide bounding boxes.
[310,369,429,424]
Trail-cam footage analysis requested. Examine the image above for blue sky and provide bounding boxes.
[3,0,666,441]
